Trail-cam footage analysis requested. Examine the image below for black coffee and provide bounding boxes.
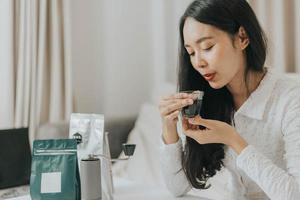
[182,99,203,118]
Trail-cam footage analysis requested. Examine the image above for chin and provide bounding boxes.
[208,81,225,89]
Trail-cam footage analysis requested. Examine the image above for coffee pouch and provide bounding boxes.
[30,139,81,200]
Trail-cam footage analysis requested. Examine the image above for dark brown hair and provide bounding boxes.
[178,0,267,189]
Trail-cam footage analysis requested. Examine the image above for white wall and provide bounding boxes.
[71,0,105,114]
[71,0,153,118]
[71,0,192,118]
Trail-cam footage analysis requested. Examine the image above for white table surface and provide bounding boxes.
[2,178,212,200]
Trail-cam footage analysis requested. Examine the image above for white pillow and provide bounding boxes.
[112,102,165,186]
[112,82,177,186]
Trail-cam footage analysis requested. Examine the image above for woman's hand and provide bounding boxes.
[182,116,248,154]
[159,92,194,144]
[159,93,193,124]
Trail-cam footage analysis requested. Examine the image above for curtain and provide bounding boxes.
[248,0,300,73]
[0,0,72,142]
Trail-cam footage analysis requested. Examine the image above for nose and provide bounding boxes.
[194,53,207,69]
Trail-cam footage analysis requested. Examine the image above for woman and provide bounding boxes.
[159,0,300,199]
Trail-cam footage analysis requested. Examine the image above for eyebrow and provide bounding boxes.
[184,36,214,48]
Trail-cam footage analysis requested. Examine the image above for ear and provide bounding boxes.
[237,26,249,50]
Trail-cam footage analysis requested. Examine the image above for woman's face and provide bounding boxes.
[183,17,247,89]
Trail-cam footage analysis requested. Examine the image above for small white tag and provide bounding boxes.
[41,172,61,193]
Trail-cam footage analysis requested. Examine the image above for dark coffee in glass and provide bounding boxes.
[181,91,204,118]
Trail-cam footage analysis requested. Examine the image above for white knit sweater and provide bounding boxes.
[160,69,300,200]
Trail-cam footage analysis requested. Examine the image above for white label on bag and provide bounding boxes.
[41,172,61,193]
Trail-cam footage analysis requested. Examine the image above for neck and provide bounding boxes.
[227,69,266,110]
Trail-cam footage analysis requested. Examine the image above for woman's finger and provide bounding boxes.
[165,110,180,121]
[181,116,199,128]
[183,129,198,139]
[162,92,193,101]
[184,129,213,144]
[188,116,215,129]
[160,99,193,116]
[182,118,189,131]
[190,124,199,130]
[159,98,188,107]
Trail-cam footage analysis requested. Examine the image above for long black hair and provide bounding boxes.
[178,0,267,189]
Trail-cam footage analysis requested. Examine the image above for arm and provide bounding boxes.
[158,92,195,196]
[236,95,300,200]
[159,137,192,197]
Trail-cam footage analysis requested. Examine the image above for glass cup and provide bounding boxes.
[180,90,204,118]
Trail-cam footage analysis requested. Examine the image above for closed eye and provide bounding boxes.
[203,45,214,51]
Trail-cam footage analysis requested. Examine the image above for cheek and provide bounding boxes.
[213,45,230,64]
[190,58,197,69]
[213,45,239,74]
[208,47,240,88]
[206,45,228,68]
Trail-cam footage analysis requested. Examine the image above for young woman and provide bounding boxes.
[159,0,300,199]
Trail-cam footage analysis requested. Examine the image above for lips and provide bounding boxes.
[203,73,216,81]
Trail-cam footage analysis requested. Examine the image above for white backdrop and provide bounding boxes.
[71,0,192,118]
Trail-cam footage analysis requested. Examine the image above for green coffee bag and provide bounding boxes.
[30,139,81,200]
